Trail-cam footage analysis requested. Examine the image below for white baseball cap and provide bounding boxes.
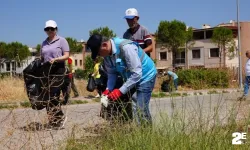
[45,20,57,28]
[124,8,139,19]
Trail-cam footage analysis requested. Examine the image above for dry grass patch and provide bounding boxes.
[72,79,97,97]
[0,77,28,102]
[0,77,96,102]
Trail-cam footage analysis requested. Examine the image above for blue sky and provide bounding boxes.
[0,0,249,47]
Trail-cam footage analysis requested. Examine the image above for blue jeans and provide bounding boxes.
[244,76,250,96]
[174,78,178,90]
[132,75,156,125]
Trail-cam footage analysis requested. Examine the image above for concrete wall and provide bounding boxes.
[188,40,205,67]
[203,39,222,68]
[188,39,237,68]
[156,38,238,69]
[225,39,239,68]
[71,53,84,70]
[155,44,172,69]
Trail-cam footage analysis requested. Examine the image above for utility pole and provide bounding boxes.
[237,0,243,89]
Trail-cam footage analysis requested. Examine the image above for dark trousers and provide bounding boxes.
[244,76,250,96]
[174,78,178,90]
[70,74,79,96]
[42,63,66,124]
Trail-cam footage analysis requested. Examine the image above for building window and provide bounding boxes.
[17,62,21,67]
[12,62,16,71]
[159,52,167,60]
[75,59,78,66]
[205,30,213,39]
[192,49,201,59]
[175,51,185,64]
[210,48,220,58]
[1,64,3,69]
[6,62,10,71]
[193,31,205,40]
[80,60,82,66]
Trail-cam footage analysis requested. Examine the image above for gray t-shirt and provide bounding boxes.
[123,25,152,57]
[41,35,70,63]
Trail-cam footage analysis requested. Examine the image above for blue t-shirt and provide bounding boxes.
[167,71,178,80]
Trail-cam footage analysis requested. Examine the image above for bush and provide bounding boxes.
[176,68,229,90]
[0,72,10,79]
[75,69,86,79]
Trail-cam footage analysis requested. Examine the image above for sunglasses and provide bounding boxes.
[44,27,56,32]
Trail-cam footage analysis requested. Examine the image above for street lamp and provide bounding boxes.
[237,0,243,89]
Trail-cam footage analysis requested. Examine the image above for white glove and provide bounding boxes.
[101,94,109,107]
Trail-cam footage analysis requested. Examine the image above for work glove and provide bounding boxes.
[68,73,73,79]
[108,89,122,101]
[102,89,110,96]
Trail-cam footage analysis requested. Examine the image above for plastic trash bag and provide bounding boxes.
[161,80,170,92]
[23,59,70,110]
[86,74,96,92]
[23,58,46,110]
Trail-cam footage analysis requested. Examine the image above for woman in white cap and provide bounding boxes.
[40,20,70,130]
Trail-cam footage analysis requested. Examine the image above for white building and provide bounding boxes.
[0,47,38,75]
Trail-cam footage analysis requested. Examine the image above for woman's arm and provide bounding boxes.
[55,51,69,61]
[50,51,69,63]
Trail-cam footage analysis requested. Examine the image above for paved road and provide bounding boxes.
[0,92,249,150]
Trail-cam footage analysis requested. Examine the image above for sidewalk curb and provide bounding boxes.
[0,88,243,110]
[152,88,242,98]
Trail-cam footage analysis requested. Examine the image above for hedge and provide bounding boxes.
[176,68,229,90]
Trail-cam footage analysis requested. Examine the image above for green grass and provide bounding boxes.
[92,98,100,103]
[0,99,89,110]
[152,92,183,98]
[170,92,182,97]
[152,92,167,98]
[0,103,19,109]
[208,90,219,94]
[70,100,88,105]
[20,101,31,108]
[182,93,188,97]
[65,112,250,150]
[64,90,250,150]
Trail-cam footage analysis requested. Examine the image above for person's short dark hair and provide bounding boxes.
[87,34,109,60]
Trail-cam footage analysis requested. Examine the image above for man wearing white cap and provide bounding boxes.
[123,8,153,57]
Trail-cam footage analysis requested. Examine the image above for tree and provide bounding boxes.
[211,27,235,68]
[4,42,30,77]
[0,42,7,58]
[65,37,83,53]
[36,44,41,55]
[6,42,30,61]
[89,26,116,38]
[156,20,189,67]
[0,42,7,73]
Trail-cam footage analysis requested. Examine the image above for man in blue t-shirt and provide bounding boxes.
[167,70,178,90]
